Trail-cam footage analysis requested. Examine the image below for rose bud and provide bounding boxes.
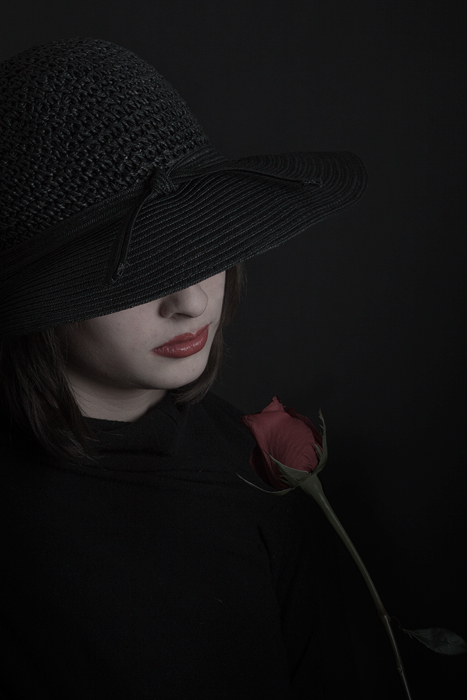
[241,396,324,491]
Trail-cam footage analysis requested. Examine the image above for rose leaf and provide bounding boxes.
[403,627,467,655]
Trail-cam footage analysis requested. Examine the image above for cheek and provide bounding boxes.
[208,273,226,311]
[100,324,149,361]
[92,311,149,350]
[71,322,129,366]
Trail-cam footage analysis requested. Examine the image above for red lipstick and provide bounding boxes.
[152,324,210,358]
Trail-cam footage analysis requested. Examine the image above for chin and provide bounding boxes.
[152,361,209,391]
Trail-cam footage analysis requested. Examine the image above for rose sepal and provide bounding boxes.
[263,408,328,488]
[237,446,326,495]
[236,473,295,495]
[266,443,327,484]
[267,458,316,487]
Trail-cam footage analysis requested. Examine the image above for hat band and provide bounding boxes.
[106,171,181,283]
[105,158,322,284]
[1,150,322,296]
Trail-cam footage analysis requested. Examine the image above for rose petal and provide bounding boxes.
[242,397,322,488]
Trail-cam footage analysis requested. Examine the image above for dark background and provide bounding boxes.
[1,1,466,697]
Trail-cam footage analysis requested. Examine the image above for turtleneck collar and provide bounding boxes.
[84,391,188,465]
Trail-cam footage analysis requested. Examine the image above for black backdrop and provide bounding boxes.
[1,1,466,698]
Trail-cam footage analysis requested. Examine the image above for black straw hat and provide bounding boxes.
[0,38,367,338]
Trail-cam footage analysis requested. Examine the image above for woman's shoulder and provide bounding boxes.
[188,391,255,449]
[199,391,246,419]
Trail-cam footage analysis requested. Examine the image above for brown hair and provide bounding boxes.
[0,264,245,466]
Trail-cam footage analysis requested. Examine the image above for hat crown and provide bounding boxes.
[0,38,209,250]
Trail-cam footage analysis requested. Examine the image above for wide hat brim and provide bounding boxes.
[0,147,367,337]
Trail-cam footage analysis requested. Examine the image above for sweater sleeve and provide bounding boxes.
[258,486,360,699]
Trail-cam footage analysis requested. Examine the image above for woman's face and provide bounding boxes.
[62,272,226,421]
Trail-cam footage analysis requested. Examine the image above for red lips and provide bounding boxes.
[152,324,210,358]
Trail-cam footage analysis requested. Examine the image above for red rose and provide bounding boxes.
[240,397,464,691]
[241,396,323,491]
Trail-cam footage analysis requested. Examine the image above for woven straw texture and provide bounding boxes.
[0,37,209,250]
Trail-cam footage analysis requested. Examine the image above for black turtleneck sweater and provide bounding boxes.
[0,391,358,699]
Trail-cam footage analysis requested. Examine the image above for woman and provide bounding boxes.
[0,38,367,698]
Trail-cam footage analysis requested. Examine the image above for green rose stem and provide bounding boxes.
[300,473,412,700]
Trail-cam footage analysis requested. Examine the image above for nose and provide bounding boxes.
[158,282,208,319]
